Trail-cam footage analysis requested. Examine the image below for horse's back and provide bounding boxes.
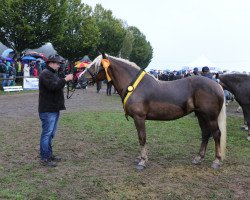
[130,75,224,120]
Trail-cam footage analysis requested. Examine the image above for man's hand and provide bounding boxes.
[65,74,73,82]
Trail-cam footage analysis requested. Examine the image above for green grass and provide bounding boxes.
[0,111,249,199]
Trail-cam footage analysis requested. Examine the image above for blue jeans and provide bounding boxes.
[39,112,60,160]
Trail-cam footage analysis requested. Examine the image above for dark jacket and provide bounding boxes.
[38,66,66,112]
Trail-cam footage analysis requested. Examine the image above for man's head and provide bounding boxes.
[46,54,63,71]
[202,66,210,73]
[193,67,198,74]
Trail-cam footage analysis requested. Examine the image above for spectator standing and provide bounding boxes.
[36,60,42,75]
[8,63,16,86]
[23,61,30,77]
[201,66,214,80]
[193,67,200,75]
[106,81,112,96]
[96,81,102,93]
[38,54,73,167]
[5,61,11,86]
[0,60,7,88]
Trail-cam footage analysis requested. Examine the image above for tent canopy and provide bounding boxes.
[188,54,217,68]
[183,55,221,72]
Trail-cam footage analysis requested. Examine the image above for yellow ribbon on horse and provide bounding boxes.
[101,59,111,82]
[123,70,147,113]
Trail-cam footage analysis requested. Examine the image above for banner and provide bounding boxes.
[23,78,39,90]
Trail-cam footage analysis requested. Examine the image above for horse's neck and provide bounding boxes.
[109,61,139,98]
[221,75,239,93]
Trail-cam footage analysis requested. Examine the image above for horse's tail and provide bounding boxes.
[218,88,227,160]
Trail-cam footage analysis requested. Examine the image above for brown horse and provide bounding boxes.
[219,73,250,141]
[79,54,227,170]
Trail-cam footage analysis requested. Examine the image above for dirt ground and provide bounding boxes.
[0,86,249,199]
[0,85,243,119]
[0,86,123,119]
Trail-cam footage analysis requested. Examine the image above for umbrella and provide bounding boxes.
[75,62,89,69]
[5,57,14,62]
[36,58,45,63]
[26,52,47,59]
[2,49,14,58]
[21,55,37,61]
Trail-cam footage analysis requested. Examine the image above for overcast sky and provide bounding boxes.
[83,0,250,72]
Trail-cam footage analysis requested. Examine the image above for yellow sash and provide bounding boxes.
[123,71,146,112]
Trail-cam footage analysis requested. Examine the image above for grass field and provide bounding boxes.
[0,107,249,199]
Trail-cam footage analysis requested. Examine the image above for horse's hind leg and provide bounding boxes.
[210,120,223,169]
[246,121,250,141]
[192,113,210,165]
[133,115,148,170]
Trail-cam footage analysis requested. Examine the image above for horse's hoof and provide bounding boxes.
[211,162,221,169]
[192,158,202,165]
[136,164,145,171]
[134,158,140,164]
[247,136,250,141]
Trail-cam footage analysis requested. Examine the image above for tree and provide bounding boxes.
[0,0,68,53]
[128,26,153,68]
[92,4,126,57]
[53,0,100,61]
[120,30,134,59]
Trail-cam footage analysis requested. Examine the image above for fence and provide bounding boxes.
[0,74,39,91]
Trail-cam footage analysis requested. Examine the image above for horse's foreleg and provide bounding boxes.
[133,116,147,170]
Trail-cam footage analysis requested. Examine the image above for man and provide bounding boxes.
[39,54,73,167]
[201,66,213,79]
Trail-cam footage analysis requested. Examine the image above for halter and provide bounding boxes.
[66,68,95,99]
[66,74,77,99]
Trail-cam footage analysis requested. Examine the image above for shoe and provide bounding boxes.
[40,159,57,167]
[50,155,62,162]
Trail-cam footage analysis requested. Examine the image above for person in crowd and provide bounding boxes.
[193,67,199,75]
[106,81,112,96]
[23,61,30,77]
[29,61,35,76]
[38,54,73,167]
[33,65,38,77]
[36,60,42,75]
[8,62,16,86]
[4,61,11,86]
[96,81,102,93]
[15,58,23,83]
[201,66,214,79]
[0,59,8,88]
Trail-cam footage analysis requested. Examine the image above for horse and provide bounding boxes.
[218,73,250,141]
[78,53,227,170]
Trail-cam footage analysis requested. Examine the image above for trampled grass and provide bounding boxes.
[1,109,249,199]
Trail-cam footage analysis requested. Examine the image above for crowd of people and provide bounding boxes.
[0,54,76,89]
[150,66,220,81]
[0,56,48,88]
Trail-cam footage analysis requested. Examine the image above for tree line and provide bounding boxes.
[0,0,153,67]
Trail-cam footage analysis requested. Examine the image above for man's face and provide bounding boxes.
[49,62,60,71]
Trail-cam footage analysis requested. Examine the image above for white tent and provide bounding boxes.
[185,54,221,72]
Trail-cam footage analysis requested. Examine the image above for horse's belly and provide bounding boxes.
[146,103,186,120]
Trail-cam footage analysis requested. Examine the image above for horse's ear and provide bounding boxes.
[97,48,107,59]
[101,52,107,59]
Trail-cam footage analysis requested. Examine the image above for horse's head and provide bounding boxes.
[78,53,107,83]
